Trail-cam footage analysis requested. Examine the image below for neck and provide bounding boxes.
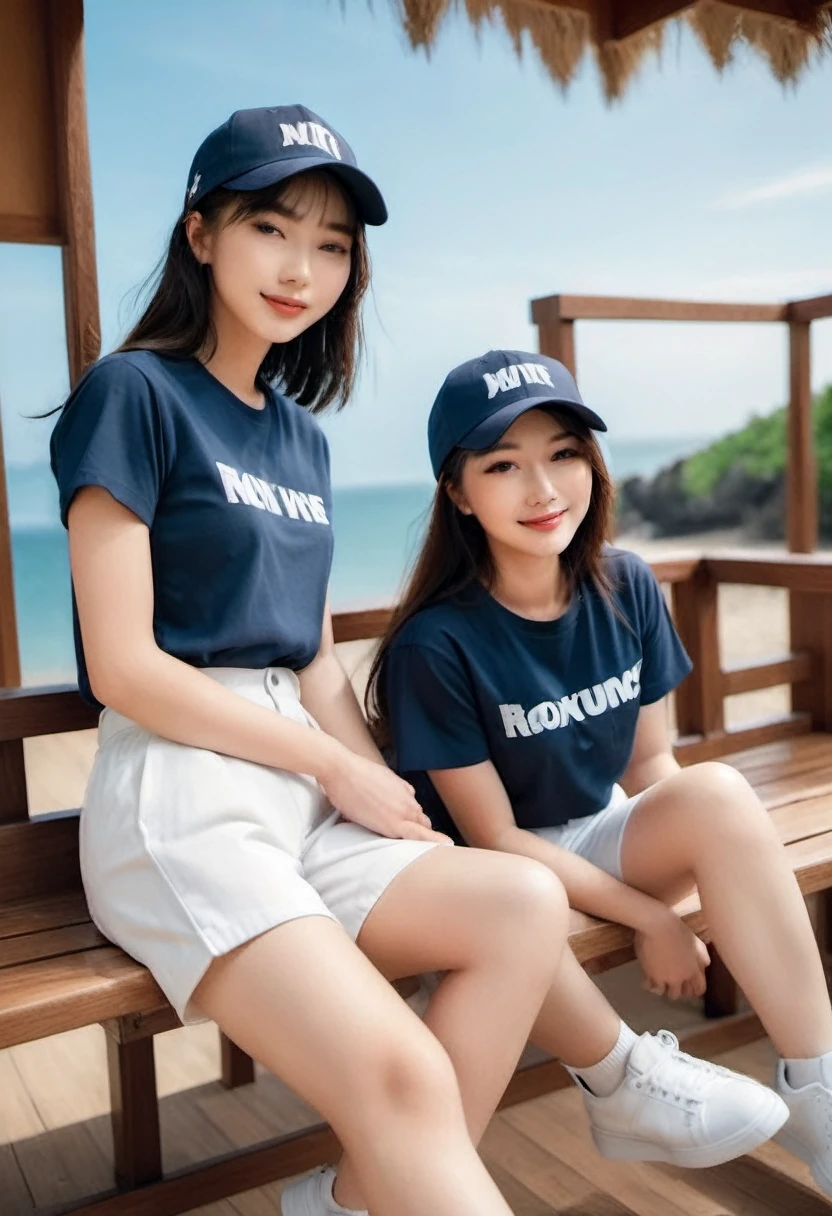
[202,298,271,408]
[489,542,569,621]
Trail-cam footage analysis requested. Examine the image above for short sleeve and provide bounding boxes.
[633,559,693,704]
[384,641,491,773]
[50,356,170,528]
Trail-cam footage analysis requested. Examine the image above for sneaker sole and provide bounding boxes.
[775,1127,832,1197]
[591,1088,789,1168]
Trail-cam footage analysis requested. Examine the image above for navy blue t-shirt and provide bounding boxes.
[384,549,692,839]
[50,351,334,706]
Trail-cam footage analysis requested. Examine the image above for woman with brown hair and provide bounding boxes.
[371,348,832,1195]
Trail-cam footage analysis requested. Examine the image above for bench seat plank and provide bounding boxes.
[0,947,165,1049]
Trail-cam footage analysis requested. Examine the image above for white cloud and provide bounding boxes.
[714,166,832,211]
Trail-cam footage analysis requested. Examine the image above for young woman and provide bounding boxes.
[50,109,579,1216]
[371,348,832,1197]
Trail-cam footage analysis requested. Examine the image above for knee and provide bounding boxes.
[359,1028,461,1123]
[489,857,569,943]
[676,762,775,844]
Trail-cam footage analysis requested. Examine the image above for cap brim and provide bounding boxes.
[223,156,388,225]
[461,397,608,452]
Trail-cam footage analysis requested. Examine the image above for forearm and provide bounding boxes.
[622,751,680,796]
[491,823,667,932]
[298,650,383,764]
[93,645,347,782]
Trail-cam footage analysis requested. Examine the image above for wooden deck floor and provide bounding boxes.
[2,963,830,1215]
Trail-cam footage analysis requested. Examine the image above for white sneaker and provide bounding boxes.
[774,1061,832,1194]
[281,1166,367,1216]
[569,1029,789,1168]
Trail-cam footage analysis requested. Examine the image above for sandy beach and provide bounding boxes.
[23,531,799,816]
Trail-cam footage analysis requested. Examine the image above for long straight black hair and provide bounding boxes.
[117,168,371,412]
[365,415,617,748]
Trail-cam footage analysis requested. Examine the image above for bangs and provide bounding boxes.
[223,170,359,234]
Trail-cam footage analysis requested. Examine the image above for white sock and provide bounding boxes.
[572,1021,639,1097]
[784,1049,832,1091]
[325,1172,367,1216]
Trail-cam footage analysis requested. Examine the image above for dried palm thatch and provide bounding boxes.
[387,0,831,100]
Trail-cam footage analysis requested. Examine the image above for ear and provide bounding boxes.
[185,211,214,265]
[445,480,473,516]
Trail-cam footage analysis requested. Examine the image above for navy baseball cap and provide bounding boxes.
[184,104,387,225]
[428,350,607,478]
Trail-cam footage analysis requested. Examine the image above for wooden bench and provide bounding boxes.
[2,551,832,1214]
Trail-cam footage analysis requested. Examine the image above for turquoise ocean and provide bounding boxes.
[7,437,702,685]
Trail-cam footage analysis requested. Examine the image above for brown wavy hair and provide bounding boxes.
[365,413,616,748]
[118,169,370,412]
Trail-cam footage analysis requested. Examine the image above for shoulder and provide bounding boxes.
[598,546,660,602]
[390,596,476,658]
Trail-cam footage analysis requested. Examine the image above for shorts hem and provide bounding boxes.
[341,840,441,942]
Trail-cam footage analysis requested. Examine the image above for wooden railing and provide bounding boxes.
[530,291,832,556]
[2,551,832,826]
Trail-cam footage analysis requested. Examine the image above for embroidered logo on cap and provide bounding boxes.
[187,171,202,203]
[483,362,556,400]
[279,121,342,161]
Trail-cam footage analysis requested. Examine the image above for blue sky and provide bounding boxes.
[0,0,830,487]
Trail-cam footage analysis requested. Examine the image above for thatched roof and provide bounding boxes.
[390,0,832,99]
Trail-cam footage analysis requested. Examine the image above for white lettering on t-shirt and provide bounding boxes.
[498,660,642,740]
[215,462,329,525]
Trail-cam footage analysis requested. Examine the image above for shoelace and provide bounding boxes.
[632,1031,721,1106]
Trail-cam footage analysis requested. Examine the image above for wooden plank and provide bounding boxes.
[101,1006,181,1044]
[0,814,82,903]
[672,564,723,737]
[52,1125,340,1216]
[787,319,817,553]
[46,0,101,382]
[0,684,99,742]
[0,947,165,1049]
[705,552,832,592]
[531,293,788,324]
[0,890,90,940]
[649,556,701,584]
[675,712,812,764]
[106,1033,163,1189]
[790,292,832,324]
[332,607,393,644]
[0,922,103,969]
[722,651,811,696]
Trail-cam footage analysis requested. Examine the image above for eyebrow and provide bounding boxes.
[266,201,356,237]
[482,430,578,455]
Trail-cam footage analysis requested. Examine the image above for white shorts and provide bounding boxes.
[80,667,439,1023]
[531,784,645,880]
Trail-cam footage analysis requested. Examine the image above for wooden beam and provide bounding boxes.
[46,0,101,383]
[675,712,813,764]
[0,404,21,689]
[611,0,695,39]
[787,319,817,553]
[704,553,832,593]
[0,684,98,741]
[105,1032,163,1190]
[532,293,788,324]
[332,607,393,644]
[530,296,577,376]
[722,651,812,696]
[790,293,832,324]
[0,212,63,244]
[791,593,832,733]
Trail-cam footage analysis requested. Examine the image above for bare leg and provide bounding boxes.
[193,916,518,1216]
[330,847,568,1209]
[620,761,832,1059]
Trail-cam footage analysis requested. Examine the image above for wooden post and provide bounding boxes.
[0,410,27,822]
[672,563,738,1016]
[220,1033,256,1088]
[105,1031,163,1189]
[530,296,577,377]
[47,0,101,384]
[671,562,724,740]
[787,319,817,555]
